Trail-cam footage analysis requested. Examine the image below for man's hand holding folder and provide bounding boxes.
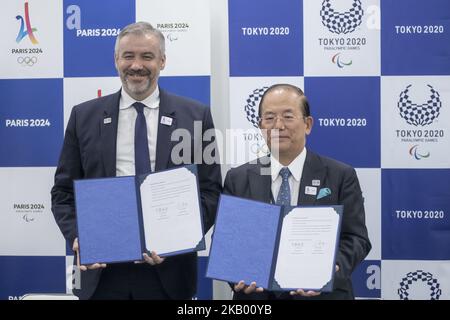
[233,264,339,297]
[73,238,106,271]
[73,237,165,270]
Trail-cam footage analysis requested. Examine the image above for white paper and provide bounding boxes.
[140,167,203,255]
[274,207,340,290]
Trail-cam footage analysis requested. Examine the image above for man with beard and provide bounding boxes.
[51,22,222,300]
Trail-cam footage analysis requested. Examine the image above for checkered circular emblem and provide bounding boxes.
[398,270,442,300]
[245,87,268,128]
[398,84,442,127]
[320,0,364,34]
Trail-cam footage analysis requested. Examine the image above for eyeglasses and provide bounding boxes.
[260,113,307,126]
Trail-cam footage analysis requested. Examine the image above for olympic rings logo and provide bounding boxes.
[17,56,37,66]
[250,142,270,157]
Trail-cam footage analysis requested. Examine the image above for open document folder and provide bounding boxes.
[206,194,342,292]
[74,165,205,265]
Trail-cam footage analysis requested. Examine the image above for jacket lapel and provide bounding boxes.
[155,89,177,171]
[298,151,327,205]
[100,91,121,177]
[248,157,272,203]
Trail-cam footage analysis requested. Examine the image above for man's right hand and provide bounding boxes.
[73,238,107,271]
[234,281,264,294]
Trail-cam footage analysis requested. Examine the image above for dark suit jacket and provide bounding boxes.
[223,151,371,300]
[51,88,222,300]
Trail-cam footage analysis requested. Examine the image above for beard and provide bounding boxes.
[121,68,153,97]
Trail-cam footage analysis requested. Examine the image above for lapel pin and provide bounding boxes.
[312,179,320,186]
[161,116,173,126]
[305,186,317,196]
[103,117,112,124]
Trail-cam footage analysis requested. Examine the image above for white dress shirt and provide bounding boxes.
[271,148,307,206]
[116,87,160,176]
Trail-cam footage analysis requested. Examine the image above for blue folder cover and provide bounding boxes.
[206,194,283,289]
[74,176,144,265]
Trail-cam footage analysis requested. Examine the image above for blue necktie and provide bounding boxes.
[276,167,291,206]
[133,102,151,175]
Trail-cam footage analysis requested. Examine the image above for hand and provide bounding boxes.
[142,251,165,266]
[289,288,321,297]
[72,237,107,271]
[234,281,264,294]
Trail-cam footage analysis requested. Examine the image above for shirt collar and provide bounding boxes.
[271,147,307,183]
[119,86,160,110]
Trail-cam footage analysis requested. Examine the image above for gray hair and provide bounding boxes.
[258,83,311,118]
[114,21,165,55]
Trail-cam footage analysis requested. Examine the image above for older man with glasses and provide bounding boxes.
[223,83,371,300]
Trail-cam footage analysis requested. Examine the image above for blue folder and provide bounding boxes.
[206,194,342,292]
[74,164,205,265]
[74,176,144,265]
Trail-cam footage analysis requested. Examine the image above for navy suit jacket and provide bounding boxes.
[223,151,371,300]
[51,88,222,300]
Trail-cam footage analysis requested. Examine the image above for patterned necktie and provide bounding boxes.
[276,167,291,206]
[274,167,291,298]
[133,102,151,175]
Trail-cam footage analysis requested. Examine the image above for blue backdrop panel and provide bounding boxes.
[352,259,381,299]
[195,256,213,300]
[0,79,63,166]
[382,169,450,260]
[63,0,135,77]
[228,0,303,76]
[0,256,66,300]
[159,76,211,107]
[305,76,381,168]
[381,0,450,75]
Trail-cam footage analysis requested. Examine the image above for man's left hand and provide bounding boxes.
[142,251,165,265]
[289,289,321,297]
